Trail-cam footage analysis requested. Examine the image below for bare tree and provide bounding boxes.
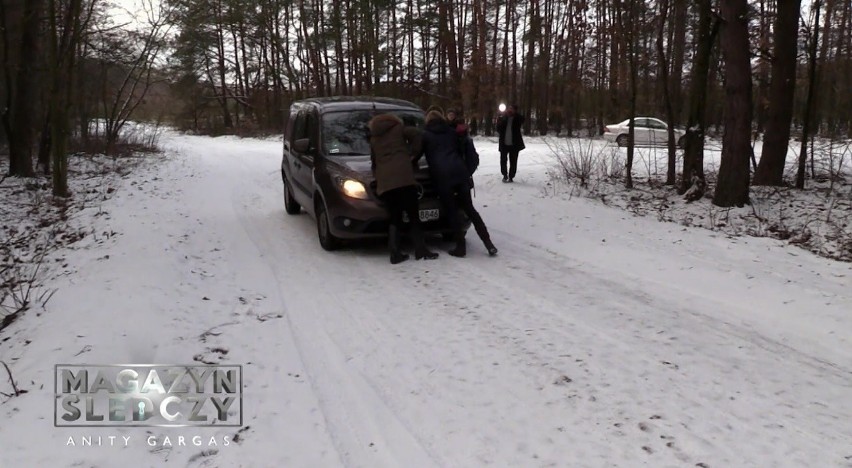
[797,0,823,188]
[753,0,802,186]
[679,0,719,201]
[47,0,89,197]
[0,0,40,177]
[656,0,677,185]
[624,0,639,189]
[98,0,174,154]
[714,0,754,207]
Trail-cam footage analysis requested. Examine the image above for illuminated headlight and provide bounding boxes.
[338,178,369,200]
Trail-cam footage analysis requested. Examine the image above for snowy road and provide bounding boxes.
[1,133,851,467]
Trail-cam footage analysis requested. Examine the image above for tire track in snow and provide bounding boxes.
[230,167,604,465]
[438,231,852,467]
[229,170,442,468]
[224,141,850,467]
[229,178,681,464]
[491,227,852,381]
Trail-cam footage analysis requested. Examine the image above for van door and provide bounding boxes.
[282,105,297,176]
[291,109,319,204]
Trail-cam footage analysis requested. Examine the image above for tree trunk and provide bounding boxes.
[48,0,84,197]
[797,0,822,189]
[625,0,637,189]
[523,0,538,135]
[609,0,621,121]
[3,0,40,177]
[753,0,773,133]
[510,0,518,104]
[670,0,687,123]
[816,0,836,135]
[753,0,802,186]
[680,0,718,200]
[714,0,753,207]
[215,2,233,128]
[656,0,677,185]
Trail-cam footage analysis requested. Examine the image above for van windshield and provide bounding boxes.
[322,110,424,156]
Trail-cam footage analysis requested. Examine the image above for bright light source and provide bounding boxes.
[341,179,369,200]
[498,103,507,113]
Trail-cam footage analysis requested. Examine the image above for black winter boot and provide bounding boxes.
[484,238,498,257]
[411,224,438,260]
[469,213,497,256]
[388,225,409,264]
[448,231,466,257]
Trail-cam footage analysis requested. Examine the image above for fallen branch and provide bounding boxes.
[1,360,24,397]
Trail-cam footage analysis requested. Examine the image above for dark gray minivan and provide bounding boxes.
[281,96,463,251]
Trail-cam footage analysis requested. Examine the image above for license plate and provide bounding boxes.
[402,209,440,222]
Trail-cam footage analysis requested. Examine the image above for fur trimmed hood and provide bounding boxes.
[368,113,403,138]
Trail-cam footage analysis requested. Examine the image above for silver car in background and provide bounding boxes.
[602,117,686,148]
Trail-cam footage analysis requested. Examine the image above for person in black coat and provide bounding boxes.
[446,108,475,189]
[496,104,525,182]
[417,110,498,257]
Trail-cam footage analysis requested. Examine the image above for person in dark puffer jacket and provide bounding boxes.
[417,110,498,257]
[368,113,439,264]
[446,108,475,189]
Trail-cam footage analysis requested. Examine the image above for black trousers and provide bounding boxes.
[381,185,422,229]
[440,183,491,242]
[500,147,520,178]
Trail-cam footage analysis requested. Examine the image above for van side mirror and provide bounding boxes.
[293,138,312,153]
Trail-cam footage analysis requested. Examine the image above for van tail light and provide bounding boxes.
[603,126,610,133]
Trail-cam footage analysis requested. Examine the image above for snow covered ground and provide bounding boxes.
[539,136,852,261]
[1,131,851,467]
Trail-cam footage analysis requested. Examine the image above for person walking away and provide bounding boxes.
[496,104,526,182]
[368,113,439,264]
[418,110,498,257]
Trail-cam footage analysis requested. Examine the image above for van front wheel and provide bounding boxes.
[283,176,301,215]
[315,199,341,251]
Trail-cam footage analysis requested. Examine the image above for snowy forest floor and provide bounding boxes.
[1,133,849,335]
[0,131,850,467]
[0,152,160,331]
[536,136,852,262]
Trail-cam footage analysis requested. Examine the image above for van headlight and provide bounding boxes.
[337,178,369,200]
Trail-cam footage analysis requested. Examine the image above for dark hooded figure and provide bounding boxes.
[496,104,525,182]
[417,110,498,257]
[368,113,439,264]
[446,108,475,189]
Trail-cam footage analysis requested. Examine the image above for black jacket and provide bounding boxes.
[420,120,479,191]
[496,113,526,152]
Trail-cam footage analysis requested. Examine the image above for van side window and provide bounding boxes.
[291,110,307,145]
[305,111,319,148]
[284,107,296,141]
